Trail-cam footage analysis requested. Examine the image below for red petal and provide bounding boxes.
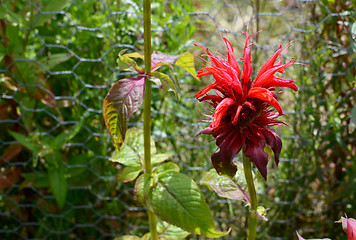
[212,98,235,129]
[253,59,295,88]
[242,31,252,84]
[212,131,243,177]
[255,45,283,80]
[248,87,283,115]
[261,129,282,166]
[232,105,242,125]
[262,76,298,91]
[244,137,269,180]
[223,37,240,79]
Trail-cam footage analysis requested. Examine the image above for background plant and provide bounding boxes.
[0,0,355,239]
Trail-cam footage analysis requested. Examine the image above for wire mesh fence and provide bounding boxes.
[1,0,355,239]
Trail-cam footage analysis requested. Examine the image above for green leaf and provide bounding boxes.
[8,131,41,153]
[39,53,72,70]
[117,166,142,183]
[103,76,145,152]
[350,21,356,53]
[47,151,67,208]
[175,52,199,81]
[117,50,144,73]
[147,171,228,238]
[149,71,178,96]
[53,113,86,149]
[124,52,144,60]
[114,236,141,240]
[110,128,156,166]
[350,104,356,133]
[200,168,249,203]
[135,173,156,205]
[155,162,180,175]
[157,219,190,240]
[34,0,72,26]
[0,6,26,27]
[152,153,171,165]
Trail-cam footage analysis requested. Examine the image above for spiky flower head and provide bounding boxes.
[195,29,298,180]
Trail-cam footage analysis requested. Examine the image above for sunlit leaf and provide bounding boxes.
[155,162,180,174]
[117,50,144,73]
[149,71,177,96]
[157,219,190,240]
[135,173,156,205]
[110,128,156,166]
[117,166,142,183]
[147,171,228,238]
[200,168,249,203]
[175,52,199,80]
[103,76,145,152]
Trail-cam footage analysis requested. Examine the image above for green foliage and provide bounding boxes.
[146,171,228,238]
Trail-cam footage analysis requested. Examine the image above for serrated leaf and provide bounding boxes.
[155,162,180,175]
[157,219,190,240]
[147,171,228,238]
[175,52,199,81]
[149,71,177,96]
[200,168,249,203]
[117,166,142,183]
[110,128,156,166]
[117,50,144,73]
[135,173,156,204]
[47,150,67,208]
[103,77,145,152]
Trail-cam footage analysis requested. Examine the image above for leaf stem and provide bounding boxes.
[143,0,158,239]
[242,153,257,240]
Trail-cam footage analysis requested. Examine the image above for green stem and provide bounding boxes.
[143,0,158,239]
[242,153,257,240]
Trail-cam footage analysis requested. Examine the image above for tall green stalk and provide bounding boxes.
[143,0,158,239]
[242,153,257,240]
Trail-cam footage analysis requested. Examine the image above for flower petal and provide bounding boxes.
[261,129,282,166]
[296,231,331,240]
[212,132,243,178]
[248,87,283,115]
[212,98,235,129]
[223,37,241,79]
[244,136,269,180]
[242,31,252,84]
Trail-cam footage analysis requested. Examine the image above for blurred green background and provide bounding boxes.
[0,0,355,239]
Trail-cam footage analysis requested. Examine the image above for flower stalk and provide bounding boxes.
[243,152,257,240]
[143,0,158,239]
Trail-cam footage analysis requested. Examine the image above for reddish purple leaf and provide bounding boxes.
[103,76,145,152]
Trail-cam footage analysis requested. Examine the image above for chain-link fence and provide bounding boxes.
[1,0,355,239]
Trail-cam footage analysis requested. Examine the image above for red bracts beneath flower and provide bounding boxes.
[195,29,298,180]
